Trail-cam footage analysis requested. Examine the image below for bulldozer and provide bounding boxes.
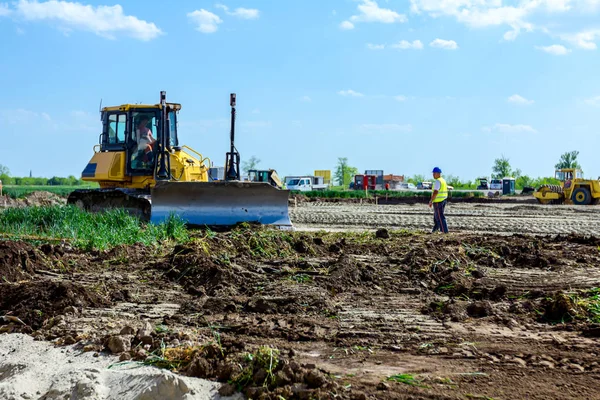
[533,168,600,205]
[68,92,292,228]
[248,169,283,189]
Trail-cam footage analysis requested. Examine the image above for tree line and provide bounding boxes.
[334,151,583,190]
[0,164,88,186]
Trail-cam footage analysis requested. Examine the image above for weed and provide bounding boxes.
[387,373,429,388]
[289,273,312,284]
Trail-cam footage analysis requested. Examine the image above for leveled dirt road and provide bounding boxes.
[290,202,600,236]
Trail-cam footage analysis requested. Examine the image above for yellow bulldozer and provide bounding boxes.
[68,92,292,228]
[533,168,600,205]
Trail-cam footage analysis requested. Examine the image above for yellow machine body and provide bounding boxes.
[69,92,292,228]
[534,168,600,205]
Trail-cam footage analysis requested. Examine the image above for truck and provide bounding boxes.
[285,176,329,191]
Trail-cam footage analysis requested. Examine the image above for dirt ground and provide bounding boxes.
[290,202,600,236]
[2,216,600,399]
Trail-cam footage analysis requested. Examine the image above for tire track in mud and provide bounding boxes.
[290,203,600,236]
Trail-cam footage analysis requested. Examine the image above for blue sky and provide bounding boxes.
[0,0,599,182]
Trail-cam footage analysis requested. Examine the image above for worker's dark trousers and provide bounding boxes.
[432,200,448,233]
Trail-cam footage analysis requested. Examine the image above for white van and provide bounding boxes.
[490,179,502,191]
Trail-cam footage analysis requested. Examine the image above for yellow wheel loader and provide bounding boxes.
[68,92,292,228]
[533,168,600,205]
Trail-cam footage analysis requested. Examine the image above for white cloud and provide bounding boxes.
[14,0,162,40]
[16,27,25,34]
[584,96,600,106]
[359,123,413,133]
[430,38,458,49]
[508,94,534,105]
[394,95,407,102]
[484,123,537,134]
[338,89,364,97]
[536,44,571,55]
[366,43,385,50]
[339,20,354,30]
[0,109,50,124]
[215,4,260,19]
[391,39,423,49]
[0,2,11,16]
[561,29,600,50]
[300,96,312,102]
[342,0,406,29]
[407,0,578,40]
[187,9,222,33]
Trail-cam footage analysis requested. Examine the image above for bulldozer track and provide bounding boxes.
[67,189,152,221]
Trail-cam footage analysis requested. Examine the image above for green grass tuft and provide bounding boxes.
[0,205,188,250]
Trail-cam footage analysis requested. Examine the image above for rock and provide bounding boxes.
[63,335,76,345]
[438,347,449,354]
[276,369,293,386]
[107,335,131,354]
[538,360,555,369]
[466,301,493,318]
[218,383,236,396]
[139,335,153,346]
[377,382,390,390]
[375,228,390,239]
[119,352,132,361]
[289,361,301,373]
[305,370,327,388]
[120,326,136,335]
[471,269,485,279]
[170,339,180,347]
[512,358,527,367]
[462,350,476,359]
[63,306,78,315]
[136,321,153,339]
[568,363,585,372]
[352,392,368,400]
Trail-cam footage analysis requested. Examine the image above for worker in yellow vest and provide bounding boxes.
[428,167,449,233]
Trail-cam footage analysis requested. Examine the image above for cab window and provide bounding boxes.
[108,114,127,144]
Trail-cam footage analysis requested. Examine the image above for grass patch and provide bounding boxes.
[0,205,188,250]
[2,185,98,199]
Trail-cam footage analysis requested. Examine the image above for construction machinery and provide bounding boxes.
[248,169,283,189]
[476,177,489,190]
[68,92,292,228]
[534,168,600,205]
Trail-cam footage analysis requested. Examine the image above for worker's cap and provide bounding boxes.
[432,167,442,173]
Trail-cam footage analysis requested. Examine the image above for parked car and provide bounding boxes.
[417,181,432,190]
[396,182,417,190]
[490,179,502,191]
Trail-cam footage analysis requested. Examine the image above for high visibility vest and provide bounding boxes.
[433,177,448,203]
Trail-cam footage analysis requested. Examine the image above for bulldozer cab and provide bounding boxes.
[248,169,283,189]
[100,104,181,177]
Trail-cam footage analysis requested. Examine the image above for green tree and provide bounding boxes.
[555,151,582,172]
[241,155,261,175]
[0,164,9,184]
[492,155,521,179]
[334,157,358,187]
[407,174,425,185]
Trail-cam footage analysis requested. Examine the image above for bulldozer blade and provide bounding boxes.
[150,181,293,229]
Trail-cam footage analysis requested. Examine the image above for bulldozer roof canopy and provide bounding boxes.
[102,103,182,112]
